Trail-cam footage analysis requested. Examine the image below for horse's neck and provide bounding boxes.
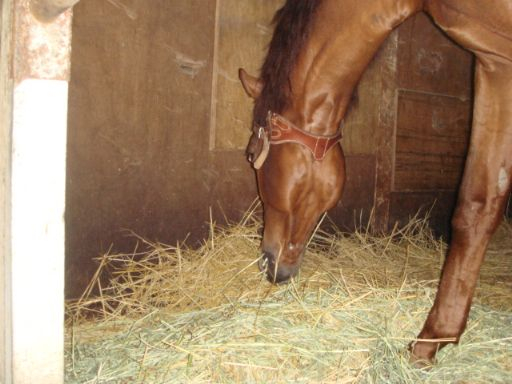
[285,0,423,136]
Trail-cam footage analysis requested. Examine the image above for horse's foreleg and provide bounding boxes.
[410,59,512,363]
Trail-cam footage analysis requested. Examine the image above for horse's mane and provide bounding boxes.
[253,0,322,127]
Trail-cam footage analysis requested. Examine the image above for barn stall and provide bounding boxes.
[65,0,479,300]
[1,0,511,383]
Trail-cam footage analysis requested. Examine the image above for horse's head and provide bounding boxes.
[239,69,346,284]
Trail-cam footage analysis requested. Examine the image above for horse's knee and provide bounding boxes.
[451,194,504,237]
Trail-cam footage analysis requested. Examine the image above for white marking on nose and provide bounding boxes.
[498,167,508,194]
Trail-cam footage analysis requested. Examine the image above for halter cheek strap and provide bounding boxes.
[248,111,343,169]
[251,125,270,170]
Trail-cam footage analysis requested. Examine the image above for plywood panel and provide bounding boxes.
[212,0,283,150]
[394,90,471,191]
[389,191,457,238]
[67,0,216,298]
[397,13,473,98]
[389,12,473,234]
[341,45,384,156]
[208,151,258,219]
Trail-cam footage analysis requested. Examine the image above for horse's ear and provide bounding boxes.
[239,68,263,99]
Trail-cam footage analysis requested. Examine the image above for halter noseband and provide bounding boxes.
[247,111,343,169]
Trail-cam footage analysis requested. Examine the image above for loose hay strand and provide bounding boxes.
[65,208,512,383]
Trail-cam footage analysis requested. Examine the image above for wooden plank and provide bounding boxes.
[66,0,218,298]
[211,0,282,150]
[208,150,259,222]
[397,12,473,99]
[394,90,471,191]
[389,191,458,238]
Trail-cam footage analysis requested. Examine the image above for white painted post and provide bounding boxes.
[0,1,15,382]
[1,1,73,383]
[11,80,68,383]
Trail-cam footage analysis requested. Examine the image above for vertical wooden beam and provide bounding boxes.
[373,31,399,232]
[11,80,68,384]
[1,1,72,383]
[1,1,15,382]
[209,0,282,151]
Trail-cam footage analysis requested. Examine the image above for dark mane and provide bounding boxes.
[253,0,322,127]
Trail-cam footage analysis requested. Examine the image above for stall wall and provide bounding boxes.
[389,13,473,235]
[67,0,215,297]
[66,3,478,298]
[67,0,279,298]
[66,0,373,298]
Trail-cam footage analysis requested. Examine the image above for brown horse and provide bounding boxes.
[239,0,512,364]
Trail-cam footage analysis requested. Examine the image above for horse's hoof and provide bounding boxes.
[408,341,436,369]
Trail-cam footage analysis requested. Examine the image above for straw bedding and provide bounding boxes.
[65,205,512,383]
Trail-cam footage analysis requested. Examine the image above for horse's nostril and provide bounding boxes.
[258,251,273,273]
[258,251,297,284]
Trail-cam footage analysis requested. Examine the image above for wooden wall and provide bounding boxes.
[334,13,474,236]
[391,13,473,235]
[66,4,482,298]
[211,0,281,150]
[66,0,283,298]
[67,0,217,298]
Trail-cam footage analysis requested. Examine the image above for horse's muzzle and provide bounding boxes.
[258,251,300,284]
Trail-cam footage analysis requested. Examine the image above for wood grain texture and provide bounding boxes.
[389,191,458,238]
[66,0,217,298]
[394,90,471,191]
[397,12,473,99]
[211,0,283,150]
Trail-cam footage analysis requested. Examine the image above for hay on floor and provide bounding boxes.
[65,206,512,383]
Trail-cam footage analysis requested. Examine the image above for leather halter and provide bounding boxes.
[247,111,342,169]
